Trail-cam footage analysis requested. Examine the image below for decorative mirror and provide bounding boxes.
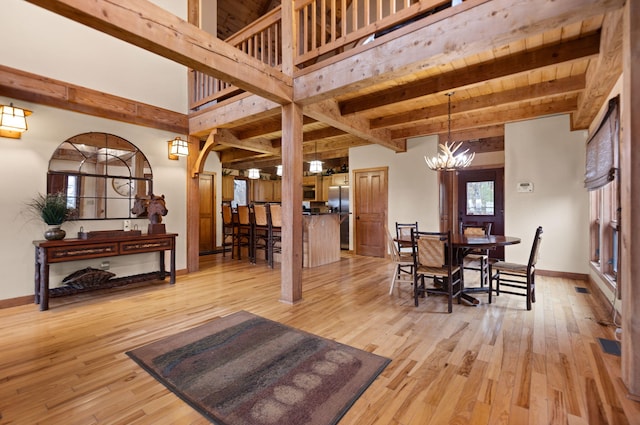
[47,132,153,220]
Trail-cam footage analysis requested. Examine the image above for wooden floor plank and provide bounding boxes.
[0,252,638,424]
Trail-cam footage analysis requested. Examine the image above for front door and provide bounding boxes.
[457,168,505,259]
[354,167,388,257]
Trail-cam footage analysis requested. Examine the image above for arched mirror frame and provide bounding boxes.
[47,132,153,220]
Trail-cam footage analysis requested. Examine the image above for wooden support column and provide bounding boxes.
[279,0,303,303]
[186,135,200,273]
[280,103,304,303]
[620,0,640,400]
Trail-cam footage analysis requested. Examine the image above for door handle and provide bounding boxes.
[356,216,360,219]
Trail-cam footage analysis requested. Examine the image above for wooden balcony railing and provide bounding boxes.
[190,0,458,111]
[190,8,282,110]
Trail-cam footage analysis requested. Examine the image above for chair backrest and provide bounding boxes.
[386,227,401,262]
[267,203,282,228]
[222,204,233,225]
[528,226,544,268]
[460,222,492,236]
[237,205,250,225]
[253,204,268,226]
[396,222,418,242]
[412,230,449,268]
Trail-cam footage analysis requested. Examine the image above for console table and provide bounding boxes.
[33,233,177,311]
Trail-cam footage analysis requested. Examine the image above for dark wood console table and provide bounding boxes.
[33,233,177,311]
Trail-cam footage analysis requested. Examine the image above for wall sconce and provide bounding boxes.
[247,168,260,179]
[0,103,32,139]
[276,165,282,176]
[167,136,188,160]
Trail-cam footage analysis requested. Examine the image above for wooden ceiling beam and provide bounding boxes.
[227,146,354,170]
[25,0,292,104]
[189,94,280,137]
[294,0,622,105]
[342,33,599,115]
[304,100,405,152]
[220,149,272,163]
[370,75,586,129]
[213,129,280,154]
[0,65,187,134]
[434,125,505,143]
[572,8,624,129]
[392,96,579,139]
[235,116,317,140]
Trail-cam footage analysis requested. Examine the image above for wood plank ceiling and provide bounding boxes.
[207,0,623,175]
[5,0,623,177]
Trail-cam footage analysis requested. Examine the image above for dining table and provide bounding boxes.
[394,233,521,305]
[451,234,521,305]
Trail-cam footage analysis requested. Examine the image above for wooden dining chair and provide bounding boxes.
[459,222,492,288]
[411,230,462,313]
[396,222,418,253]
[386,227,414,295]
[488,226,543,310]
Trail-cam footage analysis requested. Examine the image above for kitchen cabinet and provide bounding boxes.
[303,175,323,201]
[251,180,281,202]
[330,173,349,186]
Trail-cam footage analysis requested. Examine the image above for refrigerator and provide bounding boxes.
[328,185,350,250]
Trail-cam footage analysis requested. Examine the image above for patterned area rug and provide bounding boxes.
[126,311,390,425]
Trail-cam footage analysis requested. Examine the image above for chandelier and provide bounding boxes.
[425,92,474,171]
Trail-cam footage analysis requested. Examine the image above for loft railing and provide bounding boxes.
[190,8,283,110]
[190,0,458,111]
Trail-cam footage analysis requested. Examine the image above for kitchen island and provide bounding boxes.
[302,213,343,267]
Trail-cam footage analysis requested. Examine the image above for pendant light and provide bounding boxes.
[425,92,474,171]
[309,142,323,174]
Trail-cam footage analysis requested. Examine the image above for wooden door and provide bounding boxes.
[457,168,505,259]
[353,167,388,257]
[198,173,216,254]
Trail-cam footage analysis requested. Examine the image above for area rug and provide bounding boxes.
[126,311,390,425]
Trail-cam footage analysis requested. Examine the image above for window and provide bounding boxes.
[465,180,495,216]
[590,179,618,284]
[588,96,620,286]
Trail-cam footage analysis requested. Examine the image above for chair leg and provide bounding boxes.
[531,273,536,303]
[389,264,399,295]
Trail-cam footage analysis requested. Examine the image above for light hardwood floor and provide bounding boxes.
[0,253,638,425]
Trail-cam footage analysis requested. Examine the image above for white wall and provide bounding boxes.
[504,115,589,272]
[2,0,187,113]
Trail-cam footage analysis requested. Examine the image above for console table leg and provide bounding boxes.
[159,251,166,280]
[40,262,50,311]
[34,247,41,305]
[170,247,176,284]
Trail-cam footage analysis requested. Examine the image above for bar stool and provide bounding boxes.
[221,204,235,257]
[266,203,282,268]
[251,204,269,264]
[235,205,252,261]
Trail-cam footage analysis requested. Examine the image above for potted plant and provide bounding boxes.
[27,192,77,240]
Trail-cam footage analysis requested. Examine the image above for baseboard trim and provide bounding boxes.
[0,295,32,309]
[537,269,588,281]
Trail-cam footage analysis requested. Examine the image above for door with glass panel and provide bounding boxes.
[457,168,505,259]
